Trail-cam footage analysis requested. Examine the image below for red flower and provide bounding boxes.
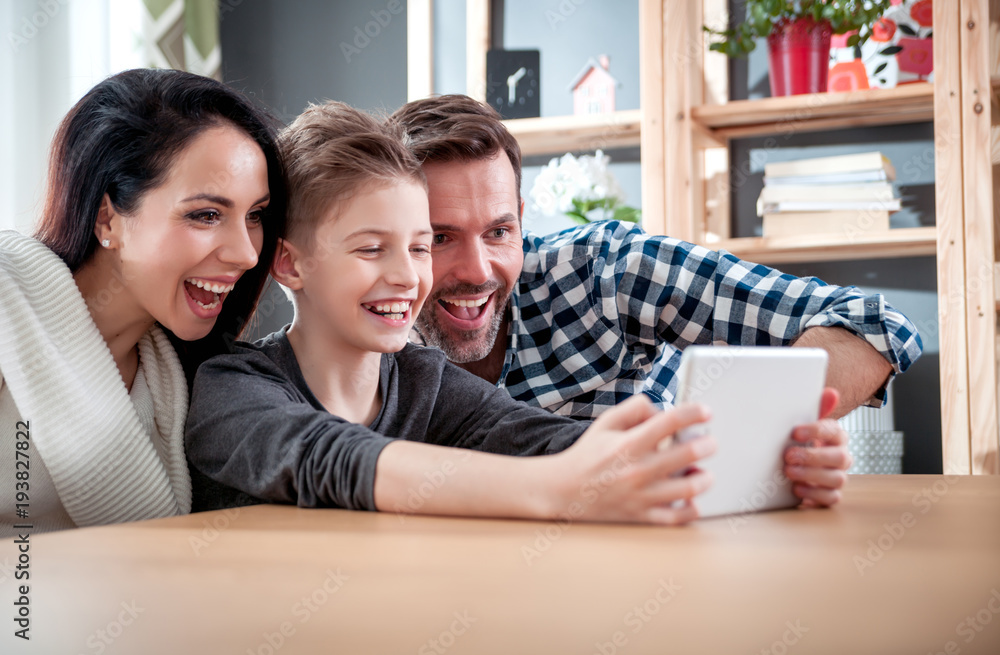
[897,37,933,76]
[872,17,897,42]
[911,0,933,28]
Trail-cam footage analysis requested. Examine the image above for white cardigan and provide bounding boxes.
[0,231,191,537]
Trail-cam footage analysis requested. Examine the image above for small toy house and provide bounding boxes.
[569,55,618,115]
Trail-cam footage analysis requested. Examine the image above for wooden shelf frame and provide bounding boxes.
[717,227,938,266]
[692,83,935,140]
[502,110,641,157]
[418,0,999,472]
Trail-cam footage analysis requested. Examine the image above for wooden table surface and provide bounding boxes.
[2,475,999,654]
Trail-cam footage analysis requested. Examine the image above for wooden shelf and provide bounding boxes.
[692,83,934,140]
[504,109,641,157]
[710,226,938,265]
[995,263,1000,312]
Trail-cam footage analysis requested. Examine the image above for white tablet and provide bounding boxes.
[673,346,828,519]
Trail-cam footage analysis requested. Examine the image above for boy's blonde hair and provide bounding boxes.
[279,100,427,249]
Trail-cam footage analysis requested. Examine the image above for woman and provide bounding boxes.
[0,68,287,537]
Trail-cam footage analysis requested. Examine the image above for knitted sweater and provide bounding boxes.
[0,231,191,537]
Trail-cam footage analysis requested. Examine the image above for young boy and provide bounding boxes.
[184,102,715,524]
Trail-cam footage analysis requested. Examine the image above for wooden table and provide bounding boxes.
[2,475,999,654]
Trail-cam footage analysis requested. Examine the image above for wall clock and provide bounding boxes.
[485,49,540,119]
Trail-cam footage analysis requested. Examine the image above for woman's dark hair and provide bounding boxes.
[35,68,287,378]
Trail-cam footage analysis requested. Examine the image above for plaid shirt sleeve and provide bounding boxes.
[591,221,922,405]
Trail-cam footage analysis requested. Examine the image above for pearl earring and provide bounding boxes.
[101,239,111,248]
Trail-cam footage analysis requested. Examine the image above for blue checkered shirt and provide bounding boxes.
[495,220,922,419]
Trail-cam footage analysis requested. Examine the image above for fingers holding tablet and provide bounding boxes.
[785,411,852,508]
[555,398,718,524]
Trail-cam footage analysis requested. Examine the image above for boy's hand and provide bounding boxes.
[546,396,716,525]
[784,388,852,508]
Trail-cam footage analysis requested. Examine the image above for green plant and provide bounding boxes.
[705,0,893,58]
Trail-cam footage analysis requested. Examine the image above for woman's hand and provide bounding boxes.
[784,388,852,507]
[541,395,716,525]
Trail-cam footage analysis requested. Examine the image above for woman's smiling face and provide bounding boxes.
[108,123,271,341]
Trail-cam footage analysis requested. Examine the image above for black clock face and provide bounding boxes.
[485,49,540,120]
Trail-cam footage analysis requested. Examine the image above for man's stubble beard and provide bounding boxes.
[416,287,510,364]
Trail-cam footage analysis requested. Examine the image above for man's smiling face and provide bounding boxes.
[416,152,523,364]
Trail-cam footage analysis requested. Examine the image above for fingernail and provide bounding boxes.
[795,425,816,441]
[786,448,806,465]
[692,436,716,457]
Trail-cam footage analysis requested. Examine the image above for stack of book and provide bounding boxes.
[757,152,901,238]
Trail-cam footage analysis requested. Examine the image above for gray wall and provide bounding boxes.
[220,0,408,122]
[220,0,411,339]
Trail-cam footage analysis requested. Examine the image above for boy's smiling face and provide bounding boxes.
[284,180,432,357]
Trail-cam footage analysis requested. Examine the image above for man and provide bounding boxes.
[392,95,922,425]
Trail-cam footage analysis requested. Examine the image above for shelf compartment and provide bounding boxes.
[710,226,937,265]
[692,83,934,140]
[504,109,641,157]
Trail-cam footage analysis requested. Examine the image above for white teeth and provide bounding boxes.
[186,278,236,294]
[194,298,220,310]
[444,296,488,308]
[365,301,411,317]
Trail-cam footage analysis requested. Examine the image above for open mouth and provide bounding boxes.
[362,300,412,321]
[438,294,490,321]
[184,278,235,312]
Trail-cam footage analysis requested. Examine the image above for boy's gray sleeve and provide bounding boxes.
[390,347,589,455]
[184,354,394,511]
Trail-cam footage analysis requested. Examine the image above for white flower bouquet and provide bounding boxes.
[529,150,640,225]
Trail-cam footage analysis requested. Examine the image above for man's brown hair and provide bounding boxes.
[280,100,426,249]
[390,95,523,205]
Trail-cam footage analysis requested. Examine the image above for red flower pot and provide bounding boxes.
[767,17,833,96]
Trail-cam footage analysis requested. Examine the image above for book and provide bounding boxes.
[763,169,894,185]
[764,152,896,179]
[758,182,896,204]
[762,211,891,238]
[759,199,902,214]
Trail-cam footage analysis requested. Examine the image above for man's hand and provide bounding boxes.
[784,388,852,507]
